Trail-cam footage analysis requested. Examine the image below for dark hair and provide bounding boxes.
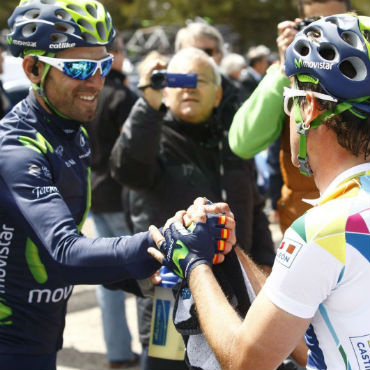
[296,79,370,160]
[297,0,351,18]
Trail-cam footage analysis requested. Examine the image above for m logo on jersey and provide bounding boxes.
[350,334,370,369]
[276,239,302,268]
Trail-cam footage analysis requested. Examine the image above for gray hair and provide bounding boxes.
[168,47,222,87]
[220,53,246,77]
[246,45,270,67]
[174,22,224,57]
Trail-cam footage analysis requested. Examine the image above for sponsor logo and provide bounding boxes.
[32,186,58,199]
[152,298,170,345]
[80,133,86,147]
[181,287,191,300]
[55,145,64,157]
[79,148,91,159]
[28,165,52,179]
[295,58,333,70]
[65,159,76,167]
[49,42,76,49]
[29,164,42,177]
[0,225,14,295]
[11,39,37,48]
[42,166,52,179]
[276,238,303,268]
[28,285,73,304]
[350,335,370,369]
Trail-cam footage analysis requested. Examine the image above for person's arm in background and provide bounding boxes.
[110,59,166,189]
[228,65,289,159]
[228,20,298,159]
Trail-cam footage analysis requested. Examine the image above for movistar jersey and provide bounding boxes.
[264,163,370,370]
[0,93,158,354]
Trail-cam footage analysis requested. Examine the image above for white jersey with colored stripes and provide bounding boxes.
[263,163,370,370]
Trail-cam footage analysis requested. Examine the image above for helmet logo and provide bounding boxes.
[7,36,12,45]
[295,58,303,68]
[294,57,333,70]
[49,42,76,49]
[11,39,37,48]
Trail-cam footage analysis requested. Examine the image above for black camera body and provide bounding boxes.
[294,16,320,31]
[150,69,197,90]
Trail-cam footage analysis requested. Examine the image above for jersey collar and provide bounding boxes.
[27,92,82,139]
[305,163,370,207]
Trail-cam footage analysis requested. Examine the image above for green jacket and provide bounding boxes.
[228,64,290,159]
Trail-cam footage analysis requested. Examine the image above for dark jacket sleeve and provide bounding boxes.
[110,98,166,190]
[0,138,160,285]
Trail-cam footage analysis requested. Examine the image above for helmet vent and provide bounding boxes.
[96,21,106,41]
[81,32,98,44]
[50,33,67,43]
[54,21,75,34]
[341,31,362,49]
[305,27,321,40]
[24,9,40,19]
[22,23,37,37]
[294,40,310,57]
[362,29,370,44]
[66,4,86,16]
[318,44,337,61]
[339,57,367,81]
[326,16,343,28]
[77,18,95,33]
[40,0,56,4]
[55,9,72,21]
[105,15,111,32]
[86,4,98,18]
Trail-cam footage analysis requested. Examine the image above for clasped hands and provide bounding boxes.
[148,197,236,281]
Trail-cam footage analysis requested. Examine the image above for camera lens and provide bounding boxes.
[150,70,167,89]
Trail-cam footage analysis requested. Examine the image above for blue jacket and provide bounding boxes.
[0,93,159,354]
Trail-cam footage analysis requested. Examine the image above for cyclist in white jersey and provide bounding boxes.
[149,13,370,370]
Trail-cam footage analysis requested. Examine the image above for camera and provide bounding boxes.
[294,16,320,31]
[150,69,197,90]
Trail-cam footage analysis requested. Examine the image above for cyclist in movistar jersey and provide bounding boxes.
[150,13,370,370]
[0,1,233,369]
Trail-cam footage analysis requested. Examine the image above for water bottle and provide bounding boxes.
[148,266,185,362]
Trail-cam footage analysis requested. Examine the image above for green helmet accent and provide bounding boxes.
[7,0,116,57]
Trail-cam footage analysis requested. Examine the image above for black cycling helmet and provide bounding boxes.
[7,0,116,57]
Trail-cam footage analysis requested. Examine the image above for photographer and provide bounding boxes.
[110,47,275,369]
[229,0,351,233]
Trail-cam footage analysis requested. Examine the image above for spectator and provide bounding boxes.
[174,21,242,129]
[150,13,370,370]
[228,0,351,233]
[110,47,275,369]
[84,35,139,369]
[240,44,270,100]
[220,53,247,89]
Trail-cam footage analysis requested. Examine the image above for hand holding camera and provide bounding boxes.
[137,56,198,111]
[137,58,168,110]
[277,17,320,75]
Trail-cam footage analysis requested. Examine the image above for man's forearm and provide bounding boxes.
[189,264,243,370]
[188,249,269,369]
[235,247,267,294]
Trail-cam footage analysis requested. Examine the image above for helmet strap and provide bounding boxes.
[295,98,360,176]
[30,52,71,120]
[294,97,313,176]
